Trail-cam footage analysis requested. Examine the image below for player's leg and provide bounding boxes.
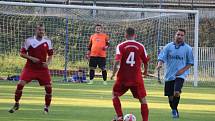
[164,81,174,110]
[37,70,52,114]
[9,80,27,113]
[164,80,178,118]
[44,84,52,114]
[14,80,26,104]
[112,94,123,121]
[172,78,184,117]
[112,83,127,121]
[139,98,149,121]
[88,57,96,84]
[98,57,107,85]
[9,68,33,113]
[130,84,148,121]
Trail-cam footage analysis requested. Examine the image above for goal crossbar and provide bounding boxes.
[0,1,198,14]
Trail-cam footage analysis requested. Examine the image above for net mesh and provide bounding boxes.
[0,3,205,86]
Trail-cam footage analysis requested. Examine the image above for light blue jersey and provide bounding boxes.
[158,42,194,81]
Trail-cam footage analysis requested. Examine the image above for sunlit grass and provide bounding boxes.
[0,80,214,121]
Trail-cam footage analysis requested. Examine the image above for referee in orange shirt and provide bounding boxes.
[86,24,109,85]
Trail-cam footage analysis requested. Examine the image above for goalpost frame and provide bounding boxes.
[0,1,199,86]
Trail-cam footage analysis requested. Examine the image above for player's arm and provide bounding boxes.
[102,34,110,51]
[42,55,53,68]
[105,35,110,47]
[20,39,40,63]
[142,55,149,77]
[156,45,169,70]
[103,41,109,50]
[176,64,192,76]
[111,44,121,80]
[20,53,40,63]
[110,60,120,80]
[46,55,53,65]
[141,46,149,76]
[86,37,92,59]
[156,60,164,70]
[176,47,194,76]
[20,48,41,64]
[43,42,54,68]
[143,62,148,77]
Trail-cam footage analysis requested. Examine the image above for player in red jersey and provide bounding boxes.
[9,24,53,114]
[110,27,149,121]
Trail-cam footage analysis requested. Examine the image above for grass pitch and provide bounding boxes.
[0,79,214,121]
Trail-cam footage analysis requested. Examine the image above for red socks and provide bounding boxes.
[14,84,52,108]
[141,104,149,121]
[45,86,52,108]
[15,84,24,102]
[113,96,149,121]
[112,96,123,117]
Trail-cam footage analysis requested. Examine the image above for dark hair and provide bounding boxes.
[95,24,102,27]
[126,27,135,36]
[178,29,186,34]
[36,23,44,28]
[78,70,83,72]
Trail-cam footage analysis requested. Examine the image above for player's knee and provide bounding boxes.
[139,97,147,104]
[18,80,26,86]
[45,85,52,94]
[174,91,180,97]
[112,92,118,99]
[112,96,116,99]
[100,67,106,71]
[112,95,119,100]
[168,96,174,101]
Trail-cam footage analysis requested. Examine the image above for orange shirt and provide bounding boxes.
[89,33,109,57]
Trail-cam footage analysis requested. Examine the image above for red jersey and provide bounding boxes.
[115,40,148,86]
[20,36,53,70]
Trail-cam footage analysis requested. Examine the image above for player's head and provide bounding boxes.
[35,23,45,38]
[95,24,102,33]
[125,27,136,40]
[175,29,186,44]
[77,70,84,77]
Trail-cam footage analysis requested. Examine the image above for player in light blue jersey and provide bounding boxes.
[156,29,194,118]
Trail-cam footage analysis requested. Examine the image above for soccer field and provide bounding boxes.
[0,79,214,121]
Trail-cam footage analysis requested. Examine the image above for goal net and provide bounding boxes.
[0,1,199,86]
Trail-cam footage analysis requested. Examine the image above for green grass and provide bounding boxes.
[0,54,89,76]
[0,79,214,121]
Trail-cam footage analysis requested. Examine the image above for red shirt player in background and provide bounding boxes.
[9,24,53,114]
[110,27,149,121]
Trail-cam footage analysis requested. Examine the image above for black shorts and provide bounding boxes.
[89,57,106,70]
[164,78,184,96]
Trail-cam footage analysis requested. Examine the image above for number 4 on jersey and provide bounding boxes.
[126,52,135,67]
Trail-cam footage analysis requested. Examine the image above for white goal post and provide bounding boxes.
[0,1,199,86]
